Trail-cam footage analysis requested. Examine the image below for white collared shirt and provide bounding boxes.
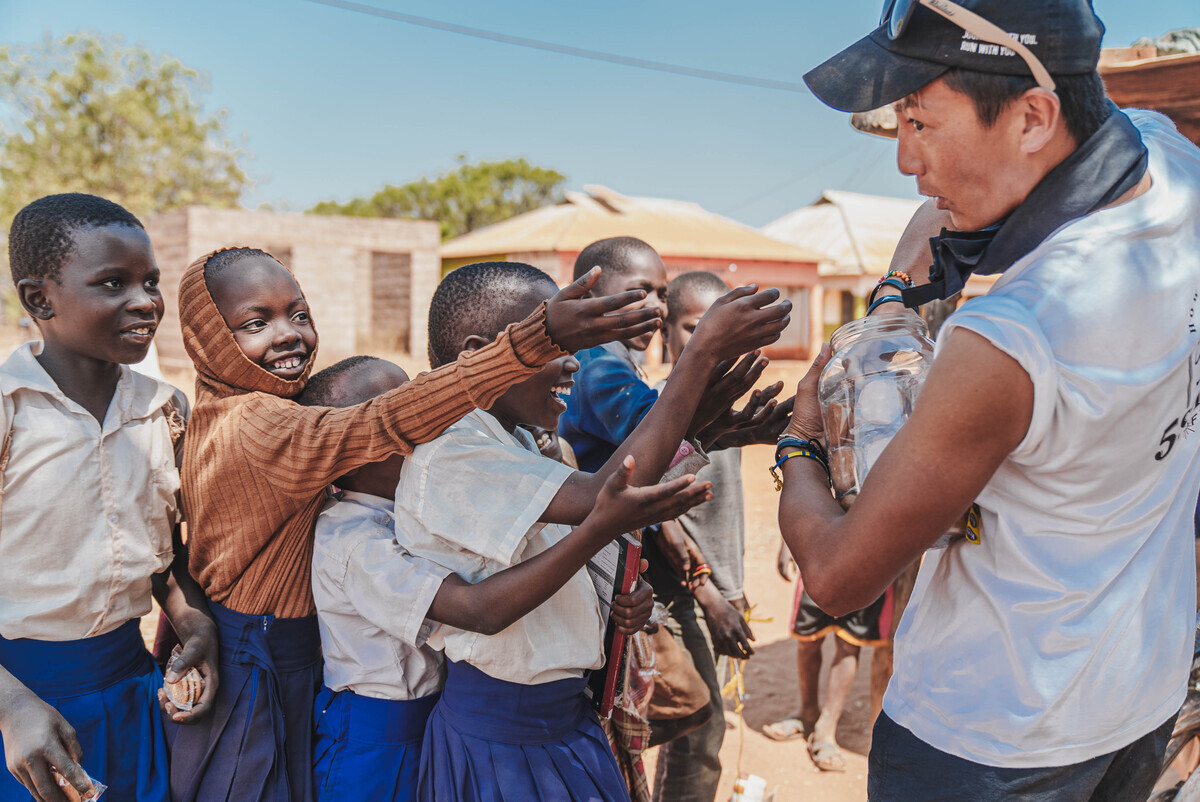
[0,342,182,641]
[393,409,606,685]
[312,490,450,700]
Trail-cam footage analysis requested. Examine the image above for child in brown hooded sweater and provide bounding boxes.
[168,247,664,802]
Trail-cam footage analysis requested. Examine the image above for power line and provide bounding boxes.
[301,0,812,94]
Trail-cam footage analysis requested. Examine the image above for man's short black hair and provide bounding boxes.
[942,68,1110,147]
[666,271,729,322]
[427,261,557,368]
[297,355,390,408]
[8,193,144,284]
[573,236,660,282]
[203,247,273,285]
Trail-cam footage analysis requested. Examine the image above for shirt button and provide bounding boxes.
[108,514,119,524]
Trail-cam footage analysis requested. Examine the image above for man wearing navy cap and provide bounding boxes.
[777,0,1200,798]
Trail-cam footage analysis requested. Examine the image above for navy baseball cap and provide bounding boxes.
[804,0,1105,113]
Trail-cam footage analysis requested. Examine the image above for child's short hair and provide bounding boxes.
[427,261,557,369]
[203,247,273,284]
[572,236,659,281]
[666,271,730,321]
[297,356,391,408]
[9,193,143,284]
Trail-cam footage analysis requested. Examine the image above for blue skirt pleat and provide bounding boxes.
[0,619,170,802]
[418,661,629,802]
[167,602,321,802]
[313,686,438,802]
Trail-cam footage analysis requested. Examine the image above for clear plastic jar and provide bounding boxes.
[818,311,935,508]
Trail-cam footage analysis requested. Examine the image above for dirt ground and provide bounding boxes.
[642,360,872,802]
[135,354,869,802]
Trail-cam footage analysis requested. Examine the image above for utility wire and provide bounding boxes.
[301,0,811,94]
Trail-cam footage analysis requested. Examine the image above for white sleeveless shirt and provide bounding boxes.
[885,110,1200,768]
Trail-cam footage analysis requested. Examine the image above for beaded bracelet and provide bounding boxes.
[879,269,913,287]
[775,435,827,464]
[770,449,829,491]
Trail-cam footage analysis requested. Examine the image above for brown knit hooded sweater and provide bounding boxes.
[179,249,566,617]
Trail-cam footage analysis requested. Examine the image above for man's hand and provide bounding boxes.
[587,456,713,540]
[689,285,792,364]
[545,267,664,353]
[777,539,797,581]
[785,344,832,442]
[612,580,655,635]
[157,625,219,724]
[0,687,89,802]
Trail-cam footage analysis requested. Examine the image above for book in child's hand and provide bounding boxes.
[585,531,642,718]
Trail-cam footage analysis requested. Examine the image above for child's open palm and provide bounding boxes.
[589,456,713,539]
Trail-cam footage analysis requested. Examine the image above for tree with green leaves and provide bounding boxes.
[311,156,565,240]
[0,33,248,223]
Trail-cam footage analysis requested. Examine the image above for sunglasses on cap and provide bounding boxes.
[880,0,1056,91]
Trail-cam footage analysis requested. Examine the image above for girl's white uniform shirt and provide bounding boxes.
[311,490,450,700]
[393,409,605,685]
[886,111,1200,768]
[0,342,181,641]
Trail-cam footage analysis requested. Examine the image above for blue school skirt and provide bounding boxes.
[418,661,629,802]
[0,619,170,801]
[168,602,321,802]
[313,686,439,802]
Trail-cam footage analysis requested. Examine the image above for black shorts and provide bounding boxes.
[791,579,893,648]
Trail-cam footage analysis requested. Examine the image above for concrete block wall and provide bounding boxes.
[144,207,440,370]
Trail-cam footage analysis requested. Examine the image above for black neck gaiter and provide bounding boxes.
[902,103,1149,306]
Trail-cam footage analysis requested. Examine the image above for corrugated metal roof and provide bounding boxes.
[440,185,829,264]
[761,190,922,277]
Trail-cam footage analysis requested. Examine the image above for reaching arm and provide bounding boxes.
[429,458,710,635]
[545,286,793,525]
[778,329,1032,616]
[236,270,668,499]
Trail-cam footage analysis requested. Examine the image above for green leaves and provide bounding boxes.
[310,155,565,240]
[0,33,249,223]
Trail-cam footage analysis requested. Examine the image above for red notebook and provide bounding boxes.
[584,532,642,718]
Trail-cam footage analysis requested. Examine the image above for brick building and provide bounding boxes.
[144,207,441,371]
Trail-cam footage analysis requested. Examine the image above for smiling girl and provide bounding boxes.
[169,247,668,802]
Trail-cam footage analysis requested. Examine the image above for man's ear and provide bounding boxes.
[461,334,491,354]
[1018,87,1065,154]
[17,278,53,320]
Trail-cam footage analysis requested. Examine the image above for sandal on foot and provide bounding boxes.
[762,717,808,742]
[807,737,847,772]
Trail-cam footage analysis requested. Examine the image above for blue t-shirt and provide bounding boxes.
[559,343,658,472]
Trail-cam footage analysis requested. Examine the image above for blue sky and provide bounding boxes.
[1,0,1195,227]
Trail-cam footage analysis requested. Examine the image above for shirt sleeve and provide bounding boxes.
[342,538,452,647]
[938,295,1058,461]
[574,351,660,447]
[399,429,575,569]
[231,302,568,499]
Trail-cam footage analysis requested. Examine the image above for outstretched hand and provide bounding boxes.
[688,352,770,444]
[545,267,663,354]
[689,285,792,364]
[590,456,713,538]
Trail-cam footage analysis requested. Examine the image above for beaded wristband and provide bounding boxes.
[775,435,827,464]
[878,269,913,287]
[770,449,829,490]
